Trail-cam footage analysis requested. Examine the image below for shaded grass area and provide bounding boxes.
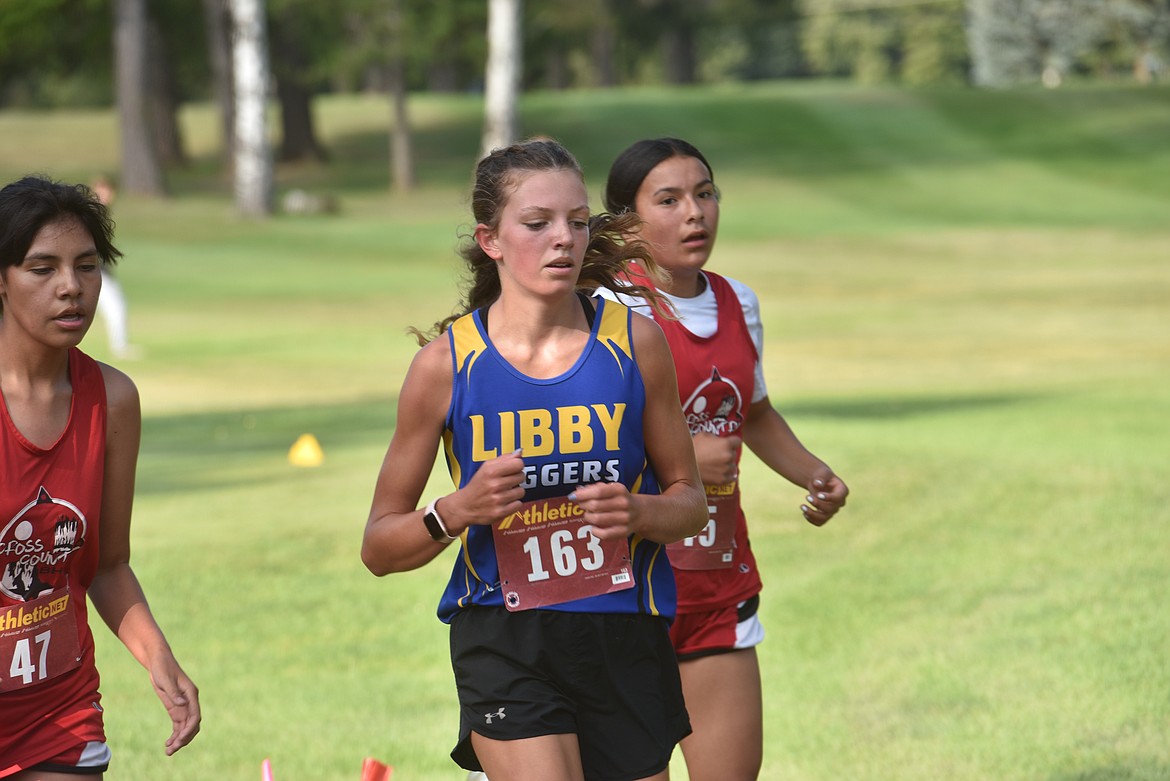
[1,81,1168,780]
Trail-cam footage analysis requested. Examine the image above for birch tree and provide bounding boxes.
[482,0,522,156]
[230,0,274,217]
[966,0,1112,86]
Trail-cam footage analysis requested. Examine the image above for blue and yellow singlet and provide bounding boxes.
[435,296,676,622]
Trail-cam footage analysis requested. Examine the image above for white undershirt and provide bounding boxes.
[595,272,769,403]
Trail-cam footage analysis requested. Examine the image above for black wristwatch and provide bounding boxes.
[423,498,457,544]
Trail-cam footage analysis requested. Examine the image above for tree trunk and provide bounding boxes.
[229,0,273,217]
[270,15,327,163]
[113,0,165,196]
[386,0,415,192]
[275,80,326,162]
[482,0,522,156]
[663,24,698,84]
[591,23,617,87]
[388,62,414,192]
[146,11,187,167]
[544,49,568,90]
[202,0,235,163]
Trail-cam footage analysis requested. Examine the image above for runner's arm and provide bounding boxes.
[577,314,706,543]
[89,364,201,756]
[362,339,527,574]
[742,397,848,526]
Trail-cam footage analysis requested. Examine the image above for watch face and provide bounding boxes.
[424,511,449,542]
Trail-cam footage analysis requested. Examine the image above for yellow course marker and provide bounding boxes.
[288,433,324,467]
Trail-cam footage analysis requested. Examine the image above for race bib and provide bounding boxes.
[493,495,634,611]
[666,481,738,570]
[0,589,82,693]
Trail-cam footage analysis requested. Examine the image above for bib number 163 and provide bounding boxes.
[493,495,635,611]
[522,526,604,582]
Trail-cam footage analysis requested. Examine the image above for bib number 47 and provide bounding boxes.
[0,590,83,692]
[7,631,52,685]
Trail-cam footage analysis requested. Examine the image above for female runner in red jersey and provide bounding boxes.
[601,139,849,781]
[0,176,200,778]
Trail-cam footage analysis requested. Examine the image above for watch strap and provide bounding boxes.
[423,498,456,544]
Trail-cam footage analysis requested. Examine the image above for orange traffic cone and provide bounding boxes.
[361,757,393,781]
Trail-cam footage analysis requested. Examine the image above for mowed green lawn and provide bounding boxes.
[1,81,1168,780]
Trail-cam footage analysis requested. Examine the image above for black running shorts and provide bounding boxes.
[449,606,691,781]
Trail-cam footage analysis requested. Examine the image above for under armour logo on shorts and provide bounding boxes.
[484,707,506,724]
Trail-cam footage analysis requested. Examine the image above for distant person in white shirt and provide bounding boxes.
[90,175,140,359]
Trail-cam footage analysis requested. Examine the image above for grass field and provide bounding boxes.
[1,80,1168,780]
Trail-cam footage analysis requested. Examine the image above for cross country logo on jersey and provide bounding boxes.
[682,367,744,436]
[0,487,86,602]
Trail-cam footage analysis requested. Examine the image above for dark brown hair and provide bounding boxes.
[0,175,122,314]
[604,137,717,215]
[412,138,667,344]
[0,175,121,271]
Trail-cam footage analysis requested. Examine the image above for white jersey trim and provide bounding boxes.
[595,272,768,403]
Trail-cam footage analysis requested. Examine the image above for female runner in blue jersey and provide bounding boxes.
[362,138,708,781]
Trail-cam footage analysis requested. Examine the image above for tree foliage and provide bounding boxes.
[0,0,112,106]
[802,0,968,84]
[1,0,1164,118]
